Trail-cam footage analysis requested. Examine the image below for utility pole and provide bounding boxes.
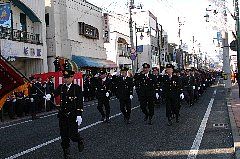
[158,24,163,72]
[129,0,135,73]
[235,0,240,97]
[222,0,231,89]
[178,17,184,70]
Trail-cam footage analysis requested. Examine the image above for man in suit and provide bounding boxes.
[96,70,112,123]
[137,63,158,125]
[161,64,184,126]
[116,67,134,124]
[45,70,84,158]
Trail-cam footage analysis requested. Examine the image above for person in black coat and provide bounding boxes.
[161,64,184,126]
[115,67,134,124]
[45,70,84,158]
[45,76,55,111]
[137,63,158,125]
[95,70,112,123]
[29,76,39,120]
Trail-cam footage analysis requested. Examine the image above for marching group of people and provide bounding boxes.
[1,62,218,159]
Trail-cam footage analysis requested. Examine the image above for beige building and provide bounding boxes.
[45,0,116,74]
[1,0,48,77]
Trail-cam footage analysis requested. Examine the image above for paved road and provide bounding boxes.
[0,79,235,159]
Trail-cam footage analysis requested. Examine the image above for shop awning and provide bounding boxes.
[72,55,117,68]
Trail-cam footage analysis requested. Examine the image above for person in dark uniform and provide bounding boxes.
[115,67,134,124]
[96,70,112,123]
[45,76,55,111]
[152,67,161,106]
[137,63,158,125]
[161,64,184,126]
[45,70,84,159]
[15,91,25,117]
[29,76,39,120]
[36,77,45,112]
[182,69,195,106]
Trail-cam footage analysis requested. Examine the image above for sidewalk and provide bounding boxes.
[228,83,240,159]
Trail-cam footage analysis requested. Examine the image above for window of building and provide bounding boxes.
[45,13,49,27]
[20,13,27,32]
[118,43,128,57]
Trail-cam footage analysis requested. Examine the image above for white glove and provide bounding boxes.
[156,93,159,99]
[130,95,133,100]
[160,89,163,91]
[180,93,184,99]
[76,116,82,126]
[30,98,34,102]
[193,86,195,90]
[198,87,200,90]
[203,84,205,86]
[106,92,110,97]
[44,94,52,101]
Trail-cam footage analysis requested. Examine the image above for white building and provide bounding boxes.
[1,0,48,77]
[132,9,161,71]
[45,0,116,75]
[104,13,132,70]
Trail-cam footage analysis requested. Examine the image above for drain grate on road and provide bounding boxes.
[213,123,228,128]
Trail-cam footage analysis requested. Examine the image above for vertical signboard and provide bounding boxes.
[103,13,110,43]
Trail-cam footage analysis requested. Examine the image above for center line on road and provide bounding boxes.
[187,90,217,159]
[4,105,140,159]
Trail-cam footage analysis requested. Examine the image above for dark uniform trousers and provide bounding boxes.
[58,115,83,149]
[165,94,179,118]
[97,98,110,118]
[53,84,84,151]
[138,74,157,118]
[116,76,134,119]
[96,78,112,119]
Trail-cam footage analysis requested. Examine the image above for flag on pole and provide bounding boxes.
[0,57,28,110]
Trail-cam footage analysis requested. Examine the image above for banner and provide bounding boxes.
[103,13,110,43]
[0,3,11,28]
[0,56,26,110]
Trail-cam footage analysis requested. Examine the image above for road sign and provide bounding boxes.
[130,54,136,60]
[130,48,136,54]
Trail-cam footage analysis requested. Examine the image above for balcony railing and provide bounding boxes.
[0,27,42,45]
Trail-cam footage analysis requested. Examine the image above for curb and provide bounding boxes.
[227,89,240,159]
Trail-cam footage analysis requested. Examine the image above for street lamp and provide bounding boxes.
[140,33,144,40]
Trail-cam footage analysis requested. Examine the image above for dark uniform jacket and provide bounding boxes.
[54,84,83,117]
[138,73,158,97]
[182,75,195,88]
[46,81,54,94]
[29,82,38,100]
[162,75,182,97]
[115,76,134,100]
[95,78,112,100]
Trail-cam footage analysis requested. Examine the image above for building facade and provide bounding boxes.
[131,10,161,70]
[1,0,48,77]
[45,0,116,74]
[104,13,132,70]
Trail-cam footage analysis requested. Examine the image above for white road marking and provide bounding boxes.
[4,105,140,159]
[187,90,217,159]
